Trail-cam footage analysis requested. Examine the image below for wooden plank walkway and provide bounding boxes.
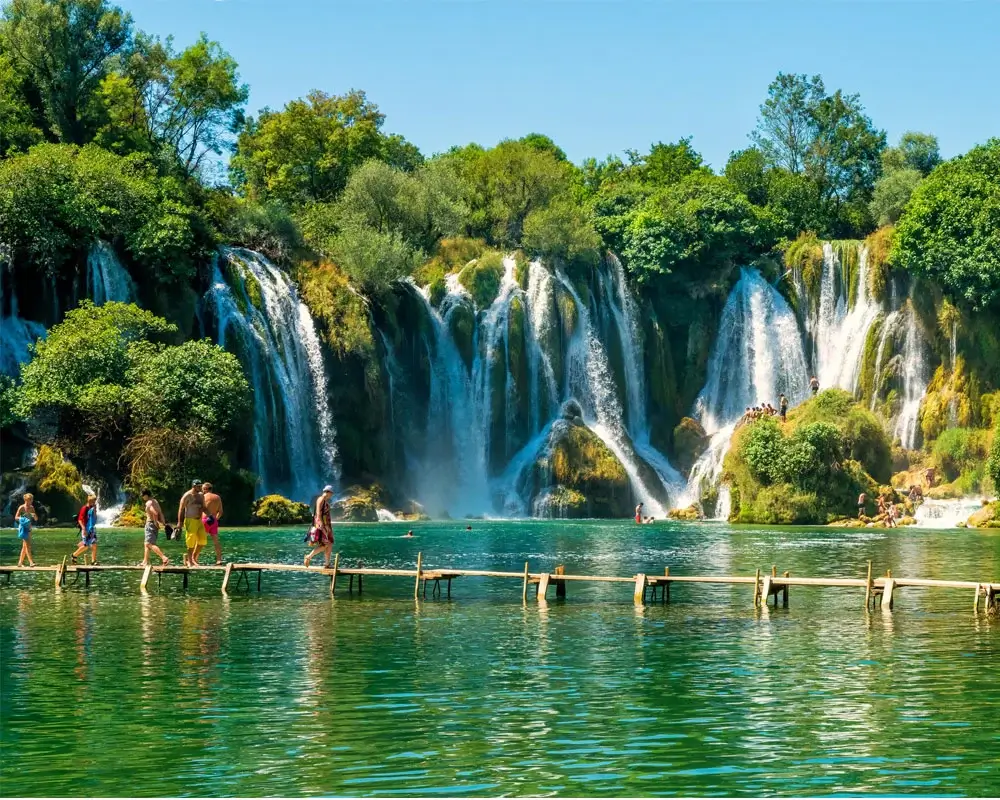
[1,557,997,613]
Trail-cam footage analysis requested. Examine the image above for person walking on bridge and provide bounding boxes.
[304,485,334,569]
[202,482,224,565]
[71,495,98,565]
[15,493,37,567]
[177,480,206,567]
[140,489,170,567]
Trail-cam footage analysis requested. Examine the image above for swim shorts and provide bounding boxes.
[81,529,97,546]
[183,517,207,548]
[144,520,159,545]
[202,513,219,537]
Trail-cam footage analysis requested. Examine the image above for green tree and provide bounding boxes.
[892,139,1000,310]
[898,131,941,176]
[114,32,248,175]
[230,89,419,205]
[751,72,826,174]
[988,424,1000,493]
[0,51,42,155]
[0,143,206,281]
[0,0,133,144]
[329,218,421,295]
[522,198,600,264]
[869,167,922,226]
[724,147,769,206]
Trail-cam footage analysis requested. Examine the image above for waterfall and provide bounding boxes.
[205,248,339,500]
[683,268,809,504]
[812,244,881,393]
[398,254,682,518]
[913,498,984,528]
[893,303,933,449]
[87,241,136,305]
[0,308,45,377]
[81,483,125,528]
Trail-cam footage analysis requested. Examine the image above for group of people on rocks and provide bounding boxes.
[740,393,791,426]
[857,491,904,527]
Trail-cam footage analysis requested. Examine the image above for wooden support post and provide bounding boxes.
[664,567,670,603]
[54,556,66,590]
[221,563,233,594]
[633,573,647,605]
[414,552,423,600]
[554,565,566,599]
[256,570,261,592]
[782,570,790,607]
[537,572,550,601]
[761,574,772,607]
[881,573,895,611]
[864,560,873,609]
[974,583,981,613]
[183,571,189,590]
[141,563,154,593]
[329,553,340,596]
[522,561,529,602]
[348,574,354,593]
[753,568,761,607]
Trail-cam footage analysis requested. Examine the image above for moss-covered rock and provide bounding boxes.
[672,417,708,476]
[252,494,313,525]
[30,446,87,522]
[967,501,999,529]
[330,485,385,522]
[297,261,375,359]
[446,300,476,372]
[533,485,588,518]
[459,250,505,308]
[668,504,701,521]
[533,422,631,518]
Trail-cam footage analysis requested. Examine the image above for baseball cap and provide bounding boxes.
[191,479,203,487]
[323,485,335,493]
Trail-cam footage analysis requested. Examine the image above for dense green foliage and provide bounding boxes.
[12,302,251,507]
[724,391,891,524]
[989,424,1000,494]
[892,139,1000,310]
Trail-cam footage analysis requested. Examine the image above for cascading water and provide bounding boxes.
[87,241,137,305]
[893,303,933,449]
[811,244,881,393]
[205,248,339,501]
[399,254,683,518]
[683,268,810,508]
[913,498,985,528]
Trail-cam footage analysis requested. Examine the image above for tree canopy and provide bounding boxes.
[892,139,1000,310]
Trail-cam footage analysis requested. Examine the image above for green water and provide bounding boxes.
[1,520,999,797]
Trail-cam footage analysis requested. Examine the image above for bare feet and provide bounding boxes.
[161,557,170,565]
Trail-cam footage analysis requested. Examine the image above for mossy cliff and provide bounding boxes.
[724,390,891,525]
[530,418,631,518]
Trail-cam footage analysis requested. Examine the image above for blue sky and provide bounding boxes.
[118,0,999,169]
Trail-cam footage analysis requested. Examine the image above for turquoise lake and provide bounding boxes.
[1,520,999,796]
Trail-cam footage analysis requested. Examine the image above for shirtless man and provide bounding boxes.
[176,479,206,567]
[140,489,170,566]
[201,482,224,565]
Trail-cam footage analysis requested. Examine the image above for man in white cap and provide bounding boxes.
[305,485,335,568]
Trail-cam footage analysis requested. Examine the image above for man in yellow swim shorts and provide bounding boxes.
[176,479,207,566]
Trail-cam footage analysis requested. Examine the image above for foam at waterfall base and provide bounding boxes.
[913,498,987,529]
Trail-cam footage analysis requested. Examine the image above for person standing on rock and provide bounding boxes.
[202,482,224,565]
[15,493,37,567]
[140,489,170,567]
[857,492,867,519]
[635,503,644,524]
[177,480,206,567]
[71,495,98,565]
[304,485,334,568]
[779,394,789,422]
[809,376,820,395]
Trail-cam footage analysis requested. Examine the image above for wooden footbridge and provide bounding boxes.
[1,555,997,613]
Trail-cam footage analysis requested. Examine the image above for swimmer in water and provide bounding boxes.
[403,530,414,538]
[465,525,472,531]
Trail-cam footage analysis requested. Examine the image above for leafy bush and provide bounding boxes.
[207,192,302,263]
[990,426,1000,494]
[252,494,312,526]
[522,199,600,265]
